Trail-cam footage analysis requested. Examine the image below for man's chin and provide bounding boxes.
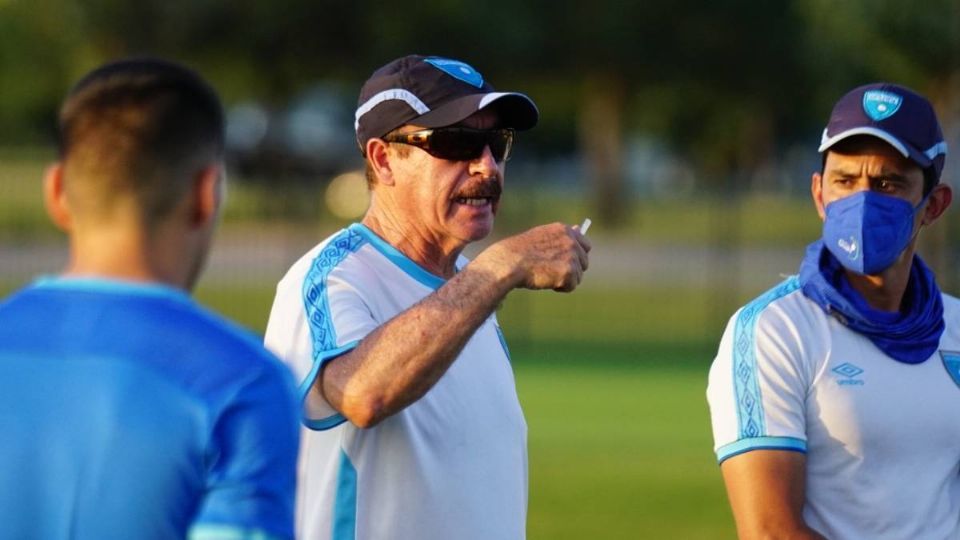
[456,221,494,244]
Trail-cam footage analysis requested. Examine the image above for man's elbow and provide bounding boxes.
[320,368,390,428]
[338,394,389,429]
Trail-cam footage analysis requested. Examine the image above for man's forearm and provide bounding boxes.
[318,252,518,427]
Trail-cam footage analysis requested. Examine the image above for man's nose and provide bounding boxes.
[468,145,501,176]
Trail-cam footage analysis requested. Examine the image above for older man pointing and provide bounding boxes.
[265,55,591,539]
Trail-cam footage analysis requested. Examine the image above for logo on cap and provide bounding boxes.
[862,90,902,121]
[424,57,484,88]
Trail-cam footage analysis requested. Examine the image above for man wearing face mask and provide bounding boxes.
[707,83,957,540]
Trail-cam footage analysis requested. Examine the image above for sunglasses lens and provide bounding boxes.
[390,128,515,162]
[434,129,514,162]
[430,129,486,161]
[488,130,513,162]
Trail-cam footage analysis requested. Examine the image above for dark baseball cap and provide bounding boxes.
[354,55,539,155]
[818,82,947,180]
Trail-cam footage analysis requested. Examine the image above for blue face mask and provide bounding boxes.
[822,190,926,275]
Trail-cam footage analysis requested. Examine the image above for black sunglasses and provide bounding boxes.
[383,127,516,162]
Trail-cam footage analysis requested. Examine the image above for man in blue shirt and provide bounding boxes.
[0,58,300,540]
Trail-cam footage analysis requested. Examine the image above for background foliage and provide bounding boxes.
[1,2,959,537]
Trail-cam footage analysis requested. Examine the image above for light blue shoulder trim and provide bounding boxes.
[302,228,367,362]
[188,523,288,540]
[33,276,191,303]
[350,223,446,290]
[732,276,801,439]
[332,450,358,540]
[716,436,807,464]
[299,228,367,432]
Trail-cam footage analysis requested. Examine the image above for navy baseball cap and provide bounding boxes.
[354,55,539,155]
[818,82,948,180]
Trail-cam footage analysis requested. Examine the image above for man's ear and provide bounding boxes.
[811,171,826,221]
[366,138,395,186]
[921,183,952,226]
[43,163,72,232]
[190,163,223,228]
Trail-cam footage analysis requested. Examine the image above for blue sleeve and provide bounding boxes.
[188,362,301,540]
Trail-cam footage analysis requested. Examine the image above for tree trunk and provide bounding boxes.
[923,73,960,292]
[578,73,627,228]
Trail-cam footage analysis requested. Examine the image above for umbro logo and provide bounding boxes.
[832,362,865,386]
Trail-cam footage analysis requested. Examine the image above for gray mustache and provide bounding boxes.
[454,180,501,200]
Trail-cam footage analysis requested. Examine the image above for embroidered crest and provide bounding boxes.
[424,57,484,88]
[862,90,902,121]
[940,351,960,388]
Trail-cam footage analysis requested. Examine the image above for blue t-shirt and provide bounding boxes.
[0,278,300,540]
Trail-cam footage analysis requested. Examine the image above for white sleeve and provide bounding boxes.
[707,289,813,464]
[265,259,378,431]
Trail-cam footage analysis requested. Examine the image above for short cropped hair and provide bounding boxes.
[58,58,225,225]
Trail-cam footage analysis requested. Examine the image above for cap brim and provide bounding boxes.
[415,92,539,131]
[818,127,932,168]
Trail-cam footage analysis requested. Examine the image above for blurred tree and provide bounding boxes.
[328,0,811,226]
[796,0,960,288]
[0,0,87,143]
[1,0,957,227]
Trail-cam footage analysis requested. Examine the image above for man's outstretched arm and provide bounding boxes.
[319,223,590,428]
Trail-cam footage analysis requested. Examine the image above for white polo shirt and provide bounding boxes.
[265,223,528,540]
[707,276,960,539]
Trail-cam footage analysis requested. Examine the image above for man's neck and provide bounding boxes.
[842,252,915,313]
[64,225,191,290]
[361,211,463,279]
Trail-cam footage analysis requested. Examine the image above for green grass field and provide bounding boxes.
[513,342,733,539]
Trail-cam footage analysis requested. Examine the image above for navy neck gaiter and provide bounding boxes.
[798,240,944,364]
